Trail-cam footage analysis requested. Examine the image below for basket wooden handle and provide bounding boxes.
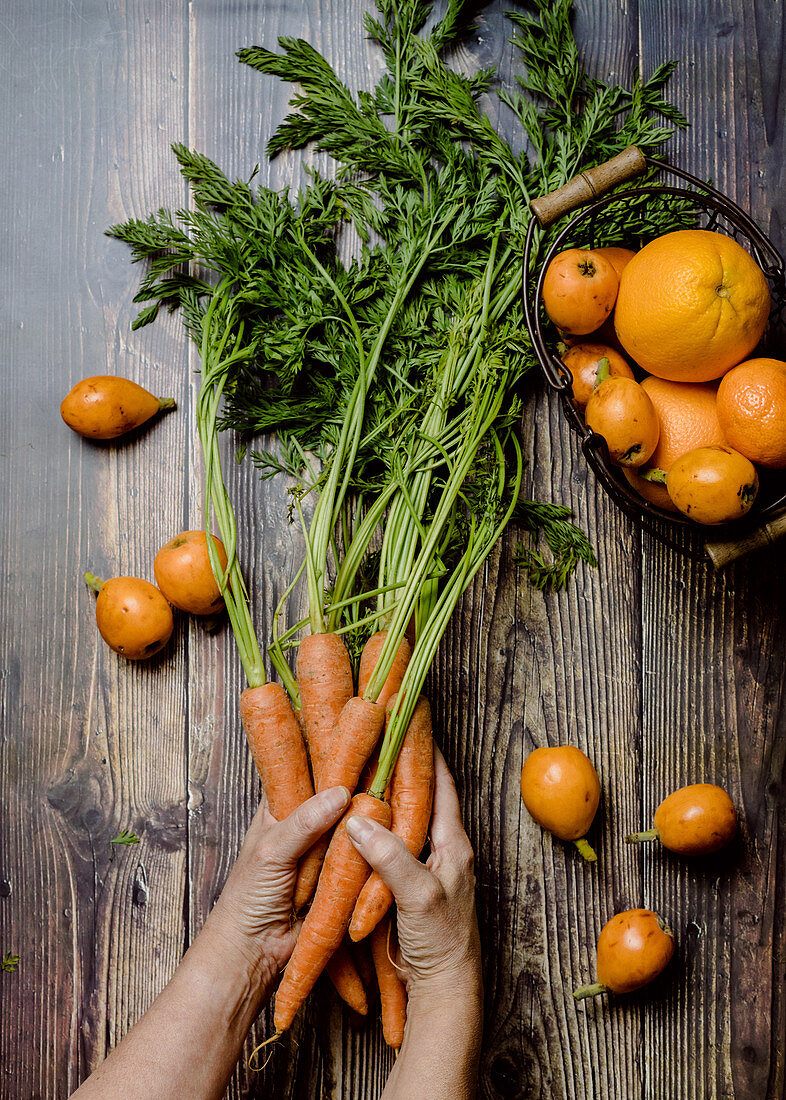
[704,511,786,569]
[529,146,648,228]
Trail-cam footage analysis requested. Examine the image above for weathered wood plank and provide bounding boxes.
[638,3,786,1099]
[443,5,648,1099]
[0,0,191,1095]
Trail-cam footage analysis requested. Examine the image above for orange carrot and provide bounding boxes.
[319,697,385,792]
[358,631,412,708]
[239,683,320,907]
[352,938,376,996]
[297,632,354,779]
[294,698,385,911]
[293,835,329,913]
[349,696,434,942]
[274,793,392,1033]
[239,683,313,818]
[326,940,368,1016]
[370,915,407,1049]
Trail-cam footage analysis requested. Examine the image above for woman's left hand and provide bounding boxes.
[205,785,350,988]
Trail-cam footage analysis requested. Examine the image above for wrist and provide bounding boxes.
[182,910,279,1020]
[406,968,484,1020]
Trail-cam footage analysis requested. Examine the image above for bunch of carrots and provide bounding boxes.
[108,0,685,1056]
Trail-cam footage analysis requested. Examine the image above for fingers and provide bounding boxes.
[346,815,439,911]
[428,745,470,852]
[265,786,350,867]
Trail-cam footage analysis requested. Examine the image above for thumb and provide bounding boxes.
[266,786,350,867]
[346,815,435,910]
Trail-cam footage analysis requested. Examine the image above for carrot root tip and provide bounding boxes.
[248,1031,282,1072]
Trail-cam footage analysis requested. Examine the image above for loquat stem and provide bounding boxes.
[625,828,660,844]
[83,571,104,593]
[157,397,177,411]
[641,467,667,484]
[593,356,611,387]
[573,983,608,1001]
[573,837,598,862]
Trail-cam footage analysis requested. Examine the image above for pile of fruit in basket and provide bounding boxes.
[542,228,786,525]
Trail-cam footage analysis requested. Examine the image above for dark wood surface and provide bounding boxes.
[1,1,785,1097]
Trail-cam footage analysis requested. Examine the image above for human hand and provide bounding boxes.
[345,747,482,1004]
[203,785,350,991]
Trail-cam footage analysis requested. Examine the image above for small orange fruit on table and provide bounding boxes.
[622,377,727,511]
[666,445,758,524]
[520,745,601,861]
[574,909,675,1000]
[85,573,174,659]
[716,357,786,468]
[614,229,770,382]
[154,530,229,615]
[626,783,737,855]
[561,344,633,411]
[61,375,176,439]
[542,248,619,336]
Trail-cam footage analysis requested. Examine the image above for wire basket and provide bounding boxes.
[522,147,786,566]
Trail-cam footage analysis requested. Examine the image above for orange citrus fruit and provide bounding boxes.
[562,343,633,410]
[716,357,786,468]
[667,445,758,525]
[542,248,619,336]
[614,230,770,383]
[623,377,727,511]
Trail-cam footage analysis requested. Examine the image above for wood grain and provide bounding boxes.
[0,1,191,1096]
[0,1,784,1098]
[637,3,786,1098]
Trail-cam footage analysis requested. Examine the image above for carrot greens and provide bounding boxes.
[1,952,19,974]
[109,0,683,794]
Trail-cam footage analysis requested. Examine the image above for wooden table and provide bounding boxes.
[1,1,784,1097]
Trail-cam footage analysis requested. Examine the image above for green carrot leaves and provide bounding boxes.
[1,951,19,974]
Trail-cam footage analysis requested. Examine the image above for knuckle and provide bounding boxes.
[452,840,475,874]
[417,877,445,914]
[295,800,324,834]
[373,836,403,873]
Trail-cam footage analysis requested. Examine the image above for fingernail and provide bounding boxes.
[325,786,350,813]
[346,815,373,843]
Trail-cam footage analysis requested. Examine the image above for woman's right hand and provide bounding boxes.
[345,746,482,1002]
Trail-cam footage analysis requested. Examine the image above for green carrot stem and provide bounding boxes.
[83,571,104,593]
[327,482,399,630]
[573,838,597,862]
[370,432,523,796]
[197,282,267,688]
[572,983,608,1001]
[625,828,660,844]
[156,397,177,411]
[364,381,506,705]
[306,233,440,633]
